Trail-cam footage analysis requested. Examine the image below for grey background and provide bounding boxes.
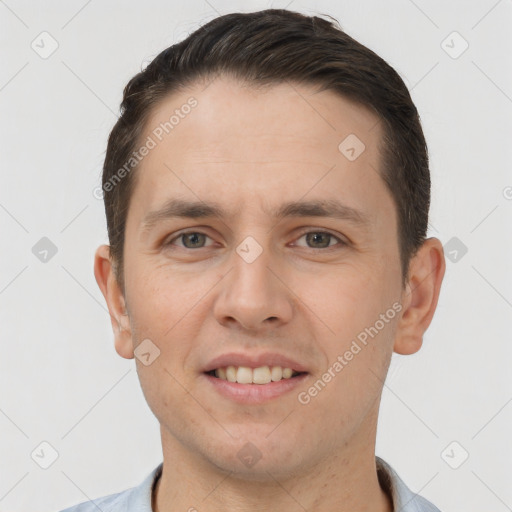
[1,0,511,510]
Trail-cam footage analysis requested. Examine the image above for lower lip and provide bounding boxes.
[202,372,309,404]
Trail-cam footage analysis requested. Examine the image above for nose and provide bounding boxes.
[213,244,294,332]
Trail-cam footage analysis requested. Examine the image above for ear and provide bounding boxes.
[93,244,134,359]
[394,237,446,355]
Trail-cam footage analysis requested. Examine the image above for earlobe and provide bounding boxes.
[393,237,446,355]
[93,244,135,360]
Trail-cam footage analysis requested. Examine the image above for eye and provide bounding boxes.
[166,231,214,249]
[164,229,346,251]
[294,230,346,250]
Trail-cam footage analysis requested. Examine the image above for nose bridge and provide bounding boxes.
[233,235,275,298]
[213,232,293,330]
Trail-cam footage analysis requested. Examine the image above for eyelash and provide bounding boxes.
[164,229,347,251]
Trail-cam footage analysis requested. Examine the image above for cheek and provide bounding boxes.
[124,277,193,396]
[126,263,196,335]
[302,265,396,396]
[135,359,203,443]
[300,263,387,338]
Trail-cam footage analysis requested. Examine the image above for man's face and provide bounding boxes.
[119,76,405,478]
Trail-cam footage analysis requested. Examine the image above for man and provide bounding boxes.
[60,8,445,512]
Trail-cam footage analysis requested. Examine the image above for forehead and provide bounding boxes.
[145,76,380,160]
[126,75,392,231]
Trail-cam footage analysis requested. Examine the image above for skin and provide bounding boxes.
[94,75,445,512]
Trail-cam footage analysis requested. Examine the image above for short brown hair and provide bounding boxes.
[102,9,430,293]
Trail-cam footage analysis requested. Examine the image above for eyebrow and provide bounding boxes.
[140,198,371,233]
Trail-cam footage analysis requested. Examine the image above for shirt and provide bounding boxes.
[57,456,441,512]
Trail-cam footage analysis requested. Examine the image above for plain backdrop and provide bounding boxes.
[1,1,511,511]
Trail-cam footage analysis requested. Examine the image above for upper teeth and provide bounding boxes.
[214,365,297,384]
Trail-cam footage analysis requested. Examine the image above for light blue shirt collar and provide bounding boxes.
[59,456,441,511]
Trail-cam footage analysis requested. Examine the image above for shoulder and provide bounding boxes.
[56,463,163,512]
[57,485,139,512]
[57,488,132,512]
[376,456,442,512]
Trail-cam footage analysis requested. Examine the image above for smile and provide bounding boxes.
[207,365,304,384]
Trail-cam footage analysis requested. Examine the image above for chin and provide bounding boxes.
[200,435,308,482]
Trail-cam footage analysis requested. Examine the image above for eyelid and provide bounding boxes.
[165,227,347,250]
[292,228,347,249]
[166,228,216,248]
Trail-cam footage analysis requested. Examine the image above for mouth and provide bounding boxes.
[205,365,307,384]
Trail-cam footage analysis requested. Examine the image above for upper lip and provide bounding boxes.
[203,352,309,373]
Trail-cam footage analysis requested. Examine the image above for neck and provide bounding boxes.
[153,429,393,512]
